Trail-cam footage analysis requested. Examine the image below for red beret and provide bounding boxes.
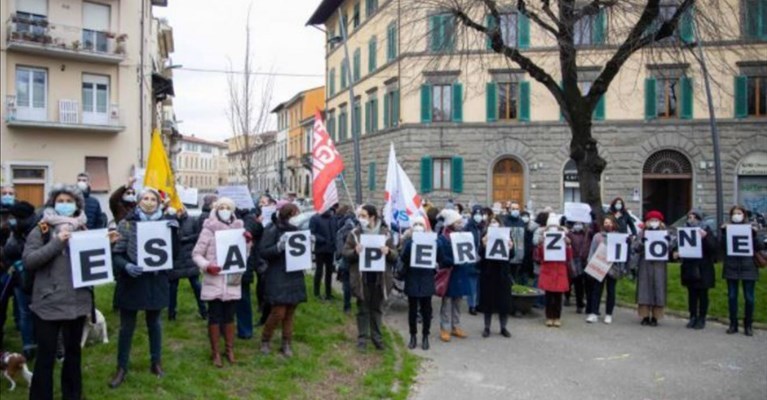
[645,210,664,222]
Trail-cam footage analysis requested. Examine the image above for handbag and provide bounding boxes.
[435,267,452,297]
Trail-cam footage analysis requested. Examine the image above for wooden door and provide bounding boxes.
[15,184,45,208]
[493,159,524,203]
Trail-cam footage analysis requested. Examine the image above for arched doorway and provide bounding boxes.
[492,158,524,204]
[642,150,692,224]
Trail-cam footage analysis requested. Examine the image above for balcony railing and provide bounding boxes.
[6,14,127,63]
[5,95,124,133]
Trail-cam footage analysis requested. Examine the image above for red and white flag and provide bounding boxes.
[383,143,428,229]
[312,110,345,214]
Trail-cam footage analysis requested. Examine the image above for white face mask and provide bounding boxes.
[731,213,744,223]
[412,225,425,233]
[521,217,530,224]
[122,194,136,203]
[614,203,623,211]
[358,218,370,229]
[648,221,660,229]
[573,224,584,231]
[289,216,302,226]
[218,209,232,221]
[76,181,88,191]
[490,222,501,228]
[473,214,483,223]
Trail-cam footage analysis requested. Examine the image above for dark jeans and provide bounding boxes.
[314,252,335,298]
[208,300,237,326]
[168,276,206,318]
[357,281,384,344]
[687,287,709,319]
[544,292,563,319]
[117,309,162,370]
[566,274,586,309]
[408,296,432,336]
[483,312,509,330]
[256,272,270,325]
[31,315,85,400]
[727,279,756,325]
[339,263,352,312]
[586,275,616,316]
[13,287,35,352]
[236,282,253,337]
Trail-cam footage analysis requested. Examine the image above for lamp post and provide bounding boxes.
[329,19,363,205]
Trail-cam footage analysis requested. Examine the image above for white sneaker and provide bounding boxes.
[586,314,598,323]
[604,315,613,324]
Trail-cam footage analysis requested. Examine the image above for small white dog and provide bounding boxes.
[81,309,108,348]
[0,351,33,391]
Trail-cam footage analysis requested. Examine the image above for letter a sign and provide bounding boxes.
[137,221,173,271]
[216,228,247,275]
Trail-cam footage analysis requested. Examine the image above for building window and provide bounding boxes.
[15,0,48,36]
[563,159,581,203]
[387,22,397,61]
[329,68,336,96]
[736,74,767,117]
[366,0,378,18]
[645,71,693,120]
[352,100,361,137]
[85,156,110,192]
[82,74,109,124]
[432,158,452,190]
[383,89,400,128]
[353,48,361,82]
[578,79,605,120]
[365,95,378,134]
[353,2,361,28]
[497,82,519,120]
[338,106,348,141]
[647,2,694,43]
[82,2,110,53]
[744,0,767,39]
[340,61,348,89]
[368,36,377,73]
[500,13,518,46]
[574,8,606,46]
[656,76,679,118]
[432,84,452,122]
[429,13,455,52]
[15,66,47,121]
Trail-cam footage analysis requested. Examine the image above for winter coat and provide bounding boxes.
[477,239,516,314]
[342,222,398,301]
[112,211,178,311]
[521,222,536,276]
[109,185,135,224]
[609,211,637,236]
[503,216,527,265]
[259,220,308,305]
[568,230,591,262]
[400,239,436,298]
[22,220,92,321]
[536,243,572,293]
[244,215,265,283]
[632,230,671,307]
[309,210,337,254]
[463,219,483,276]
[436,230,472,298]
[170,213,201,281]
[680,226,717,289]
[721,225,762,281]
[192,213,245,302]
[2,214,39,289]
[83,191,105,230]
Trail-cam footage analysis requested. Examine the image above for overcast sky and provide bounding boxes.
[153,0,326,142]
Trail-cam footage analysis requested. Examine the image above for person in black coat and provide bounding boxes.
[253,195,274,326]
[399,215,435,351]
[675,209,717,330]
[309,205,338,299]
[335,205,357,313]
[235,207,260,339]
[168,209,207,321]
[76,172,105,229]
[478,216,515,338]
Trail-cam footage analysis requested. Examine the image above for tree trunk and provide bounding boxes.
[570,117,606,223]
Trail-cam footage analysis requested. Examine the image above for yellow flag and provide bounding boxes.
[144,129,183,210]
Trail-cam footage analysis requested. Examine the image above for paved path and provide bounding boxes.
[384,298,767,400]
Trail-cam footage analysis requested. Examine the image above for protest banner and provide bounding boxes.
[137,221,173,271]
[216,185,256,210]
[285,230,312,272]
[564,202,593,223]
[410,232,437,269]
[585,242,612,282]
[216,228,247,275]
[486,227,511,261]
[69,229,113,288]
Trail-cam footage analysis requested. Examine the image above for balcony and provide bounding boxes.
[5,14,126,64]
[5,95,125,133]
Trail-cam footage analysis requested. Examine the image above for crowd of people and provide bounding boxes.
[0,176,764,400]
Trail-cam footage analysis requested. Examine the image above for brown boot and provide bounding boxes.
[108,368,127,389]
[208,325,223,368]
[223,323,236,364]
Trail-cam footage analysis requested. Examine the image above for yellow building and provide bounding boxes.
[174,134,227,192]
[0,0,171,208]
[308,0,767,221]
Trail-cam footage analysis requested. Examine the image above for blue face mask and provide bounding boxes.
[55,202,77,217]
[511,210,520,218]
[1,195,14,206]
[8,218,17,228]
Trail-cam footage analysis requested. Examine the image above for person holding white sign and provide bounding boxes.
[259,203,309,357]
[675,210,718,330]
[631,210,673,327]
[398,215,436,351]
[435,209,473,342]
[22,184,92,400]
[342,204,398,351]
[477,216,515,338]
[721,206,763,337]
[192,197,250,366]
[110,187,179,388]
[536,214,572,328]
[584,216,627,325]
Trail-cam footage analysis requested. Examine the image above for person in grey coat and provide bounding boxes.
[22,184,96,400]
[722,205,763,337]
[632,210,674,327]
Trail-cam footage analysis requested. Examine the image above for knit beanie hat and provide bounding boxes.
[439,209,462,227]
[546,213,561,227]
[214,197,236,210]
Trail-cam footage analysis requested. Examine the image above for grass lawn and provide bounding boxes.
[1,276,419,399]
[616,263,767,324]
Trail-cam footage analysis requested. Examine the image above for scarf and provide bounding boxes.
[361,219,382,235]
[137,207,163,221]
[42,208,87,231]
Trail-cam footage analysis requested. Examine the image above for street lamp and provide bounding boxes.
[329,18,363,206]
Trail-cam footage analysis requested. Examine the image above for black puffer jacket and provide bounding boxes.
[680,226,717,289]
[259,221,307,305]
[169,213,201,281]
[721,225,763,281]
[244,214,265,284]
[309,209,337,254]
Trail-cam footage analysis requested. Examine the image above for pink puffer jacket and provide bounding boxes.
[192,213,245,302]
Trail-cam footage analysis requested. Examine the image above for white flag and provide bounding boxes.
[383,143,428,229]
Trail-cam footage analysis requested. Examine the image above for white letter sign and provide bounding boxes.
[360,234,387,272]
[285,230,312,272]
[216,228,247,275]
[726,224,753,257]
[544,231,566,262]
[450,232,477,265]
[606,233,629,263]
[410,232,437,269]
[485,227,511,261]
[677,227,703,259]
[69,229,114,288]
[644,230,669,261]
[137,221,173,271]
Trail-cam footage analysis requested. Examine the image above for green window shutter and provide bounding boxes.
[353,49,360,82]
[364,101,370,133]
[486,14,496,49]
[444,15,456,50]
[383,94,390,128]
[429,15,441,51]
[594,94,606,121]
[387,24,397,61]
[644,77,657,120]
[679,7,695,43]
[337,114,343,140]
[373,99,378,131]
[559,80,564,121]
[420,156,433,193]
[486,82,497,122]
[734,75,748,118]
[592,8,606,45]
[519,81,531,122]
[330,69,336,96]
[420,84,432,123]
[368,37,377,73]
[452,83,463,122]
[368,162,376,191]
[392,89,400,126]
[341,62,347,88]
[451,156,464,193]
[518,13,530,49]
[680,76,693,119]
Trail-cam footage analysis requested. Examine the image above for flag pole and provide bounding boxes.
[339,174,357,207]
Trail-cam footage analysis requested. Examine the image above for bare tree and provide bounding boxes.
[226,4,274,192]
[400,0,746,219]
